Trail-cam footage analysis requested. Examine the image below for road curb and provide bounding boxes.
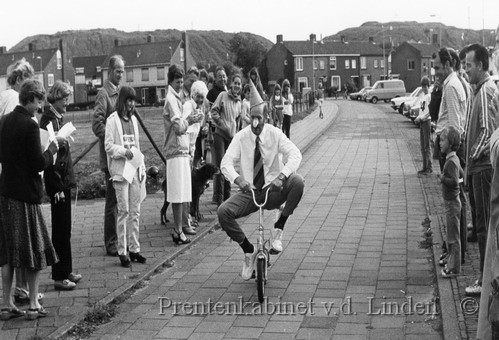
[49,100,341,339]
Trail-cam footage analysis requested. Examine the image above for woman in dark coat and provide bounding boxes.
[0,79,61,320]
[40,80,81,290]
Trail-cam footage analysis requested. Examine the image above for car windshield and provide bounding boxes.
[410,87,422,97]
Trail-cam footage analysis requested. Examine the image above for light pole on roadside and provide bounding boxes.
[430,15,442,48]
[382,26,391,79]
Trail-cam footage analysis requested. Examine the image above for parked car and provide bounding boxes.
[390,87,423,114]
[365,79,406,104]
[349,87,371,101]
[406,85,434,122]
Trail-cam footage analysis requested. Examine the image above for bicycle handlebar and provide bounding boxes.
[251,187,271,208]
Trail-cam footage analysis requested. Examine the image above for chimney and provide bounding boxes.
[431,33,439,45]
[147,34,154,43]
[114,39,120,47]
[340,35,345,43]
[28,42,36,51]
[369,37,374,43]
[0,46,6,54]
[276,34,283,44]
[310,34,316,42]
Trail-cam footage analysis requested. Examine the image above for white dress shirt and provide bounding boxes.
[221,124,302,188]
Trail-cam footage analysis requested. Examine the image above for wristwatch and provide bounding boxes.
[278,173,286,181]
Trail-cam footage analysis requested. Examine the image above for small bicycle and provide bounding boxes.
[250,187,277,303]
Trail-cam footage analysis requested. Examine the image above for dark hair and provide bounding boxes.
[242,84,250,94]
[421,76,430,87]
[274,83,281,92]
[230,72,242,83]
[281,79,291,95]
[115,86,136,119]
[432,48,453,68]
[199,68,208,80]
[19,79,45,106]
[459,45,470,61]
[466,43,489,71]
[108,55,124,73]
[167,64,184,84]
[442,126,461,151]
[448,48,460,71]
[207,73,215,84]
[215,65,225,75]
[47,80,72,104]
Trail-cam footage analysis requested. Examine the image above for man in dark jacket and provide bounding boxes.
[92,55,124,256]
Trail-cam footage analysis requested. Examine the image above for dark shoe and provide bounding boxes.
[467,231,477,243]
[182,226,197,235]
[26,307,48,320]
[0,308,25,320]
[130,252,146,264]
[425,169,433,174]
[438,258,447,267]
[441,268,459,278]
[68,273,82,283]
[119,255,131,268]
[54,279,76,291]
[172,230,191,245]
[107,250,118,257]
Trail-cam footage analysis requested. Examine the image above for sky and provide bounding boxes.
[1,0,498,50]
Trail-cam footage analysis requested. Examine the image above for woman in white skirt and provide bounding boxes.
[163,64,204,244]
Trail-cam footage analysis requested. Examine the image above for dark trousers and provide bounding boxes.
[282,115,291,139]
[213,134,232,204]
[420,120,432,171]
[194,134,203,167]
[459,184,468,258]
[104,169,118,253]
[468,175,478,237]
[218,174,305,244]
[471,168,493,283]
[51,188,73,281]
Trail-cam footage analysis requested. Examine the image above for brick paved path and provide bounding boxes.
[82,100,444,340]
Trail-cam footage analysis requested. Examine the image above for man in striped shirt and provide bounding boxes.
[463,43,499,297]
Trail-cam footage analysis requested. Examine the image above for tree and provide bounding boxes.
[228,34,267,76]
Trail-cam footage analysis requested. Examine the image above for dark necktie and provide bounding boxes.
[253,137,264,190]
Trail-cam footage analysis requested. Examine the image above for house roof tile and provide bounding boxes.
[0,48,58,76]
[405,42,438,57]
[283,40,383,56]
[102,40,181,69]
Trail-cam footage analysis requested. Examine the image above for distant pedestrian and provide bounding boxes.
[281,79,293,138]
[316,82,324,119]
[105,86,147,268]
[437,126,462,278]
[207,66,227,105]
[92,55,125,257]
[269,84,284,128]
[248,67,266,101]
[40,81,82,290]
[463,44,499,297]
[415,76,432,175]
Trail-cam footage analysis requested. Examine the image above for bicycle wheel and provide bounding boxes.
[256,257,266,303]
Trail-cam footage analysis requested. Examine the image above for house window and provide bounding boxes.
[360,57,367,70]
[296,57,303,71]
[331,76,341,90]
[75,75,85,84]
[430,60,434,68]
[180,48,185,62]
[48,73,54,87]
[157,67,165,81]
[329,56,336,70]
[298,77,308,91]
[75,67,84,74]
[408,60,415,70]
[345,60,350,69]
[313,59,318,70]
[381,59,385,69]
[141,68,149,82]
[56,50,62,70]
[351,59,357,69]
[319,60,325,70]
[96,66,101,73]
[126,69,133,82]
[374,60,378,69]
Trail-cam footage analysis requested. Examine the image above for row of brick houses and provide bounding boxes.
[0,31,448,105]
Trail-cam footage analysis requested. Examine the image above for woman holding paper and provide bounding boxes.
[104,86,146,268]
[40,81,81,290]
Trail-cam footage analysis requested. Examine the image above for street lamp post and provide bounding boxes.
[430,15,442,48]
[382,26,386,80]
[312,38,315,95]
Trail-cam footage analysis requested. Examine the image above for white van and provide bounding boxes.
[365,80,406,104]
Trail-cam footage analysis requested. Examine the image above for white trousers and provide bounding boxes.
[113,171,141,255]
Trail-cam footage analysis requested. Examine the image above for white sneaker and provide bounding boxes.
[241,249,257,280]
[465,279,482,296]
[271,228,283,253]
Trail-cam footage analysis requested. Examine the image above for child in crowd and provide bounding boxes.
[437,126,462,278]
[105,86,147,268]
[316,82,324,119]
[269,84,284,128]
[414,76,432,175]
